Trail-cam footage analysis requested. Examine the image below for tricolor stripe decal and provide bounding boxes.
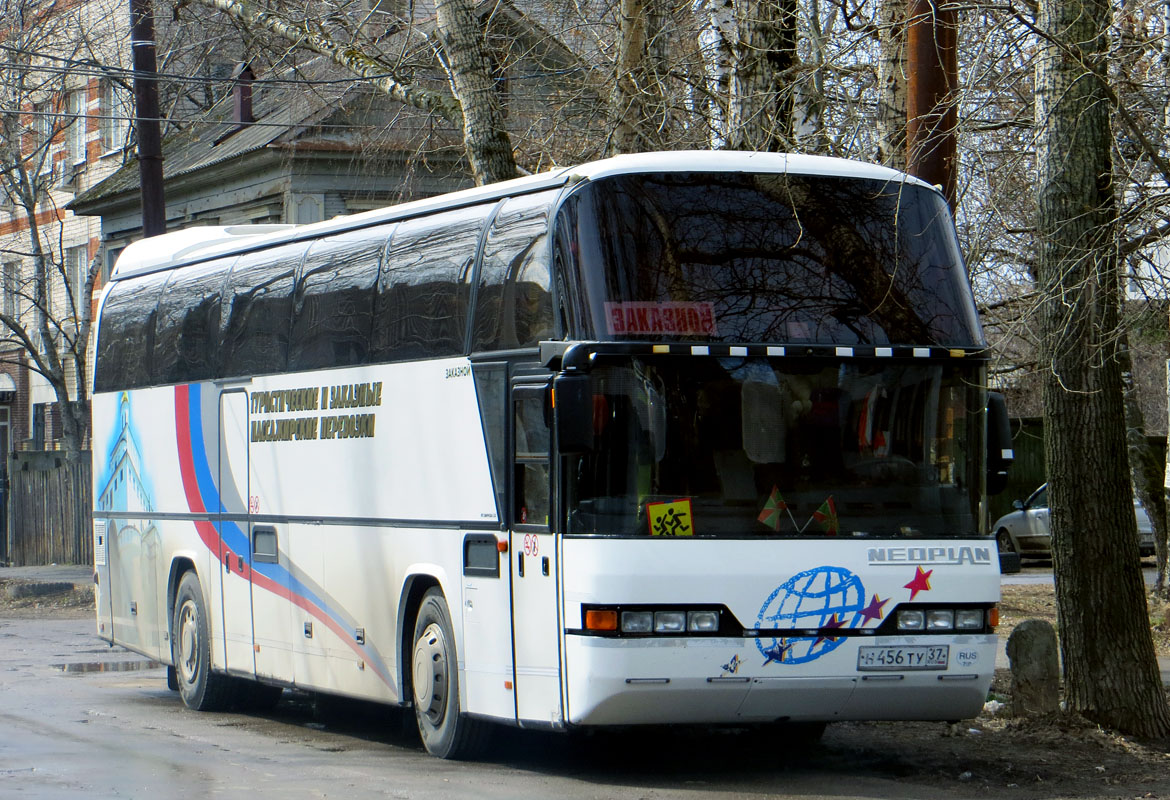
[174,384,395,690]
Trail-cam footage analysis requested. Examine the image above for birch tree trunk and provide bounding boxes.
[875,0,906,169]
[692,0,737,148]
[434,0,517,184]
[1035,0,1170,737]
[726,0,799,151]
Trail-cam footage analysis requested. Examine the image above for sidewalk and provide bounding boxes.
[0,564,92,584]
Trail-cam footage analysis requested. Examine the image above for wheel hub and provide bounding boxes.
[412,622,448,723]
[177,602,198,685]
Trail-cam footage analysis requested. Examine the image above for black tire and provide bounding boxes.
[172,571,234,711]
[411,588,487,759]
[995,528,1016,554]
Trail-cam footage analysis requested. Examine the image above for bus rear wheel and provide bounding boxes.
[172,571,233,711]
[411,588,486,759]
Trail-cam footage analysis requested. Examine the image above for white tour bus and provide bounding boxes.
[92,150,1012,759]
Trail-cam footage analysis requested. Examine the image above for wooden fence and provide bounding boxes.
[4,451,92,566]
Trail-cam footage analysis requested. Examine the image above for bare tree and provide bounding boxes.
[186,0,517,184]
[1034,0,1170,736]
[874,0,905,169]
[0,0,121,455]
[725,0,799,151]
[434,0,517,182]
[610,0,673,154]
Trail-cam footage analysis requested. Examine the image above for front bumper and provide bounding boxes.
[563,633,996,726]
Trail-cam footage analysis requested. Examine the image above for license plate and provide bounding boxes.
[857,645,949,671]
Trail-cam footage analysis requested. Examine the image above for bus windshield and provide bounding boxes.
[557,172,983,347]
[565,357,982,538]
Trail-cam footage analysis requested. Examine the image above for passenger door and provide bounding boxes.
[509,381,563,726]
[218,388,255,677]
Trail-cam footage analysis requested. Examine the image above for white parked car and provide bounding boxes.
[992,483,1157,559]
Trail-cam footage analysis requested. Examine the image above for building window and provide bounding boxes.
[32,102,53,177]
[32,403,46,449]
[2,261,20,321]
[67,90,86,165]
[100,80,127,153]
[65,245,88,319]
[32,101,51,145]
[103,246,123,285]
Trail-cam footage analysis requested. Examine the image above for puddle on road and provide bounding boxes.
[53,660,163,673]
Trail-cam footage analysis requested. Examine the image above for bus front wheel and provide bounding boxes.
[173,571,233,711]
[411,588,485,759]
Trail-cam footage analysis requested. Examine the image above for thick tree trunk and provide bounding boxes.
[1035,0,1170,737]
[434,0,517,185]
[692,0,736,148]
[875,0,906,170]
[725,0,798,152]
[611,0,670,154]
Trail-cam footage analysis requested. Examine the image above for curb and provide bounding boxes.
[5,581,77,600]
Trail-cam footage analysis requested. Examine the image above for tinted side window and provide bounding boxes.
[473,363,507,521]
[221,243,302,379]
[288,227,388,372]
[472,192,555,352]
[153,258,232,385]
[372,206,490,361]
[94,270,170,392]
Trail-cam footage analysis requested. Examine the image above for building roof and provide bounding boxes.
[69,59,410,211]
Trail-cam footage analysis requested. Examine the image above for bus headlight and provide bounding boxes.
[890,606,994,633]
[654,611,686,633]
[581,604,736,636]
[687,610,720,632]
[897,610,925,631]
[955,609,984,630]
[621,611,653,633]
[926,609,954,630]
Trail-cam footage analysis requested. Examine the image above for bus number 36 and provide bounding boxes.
[249,496,261,514]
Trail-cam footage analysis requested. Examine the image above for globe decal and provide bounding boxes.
[755,566,866,665]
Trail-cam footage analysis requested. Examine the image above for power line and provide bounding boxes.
[0,47,432,88]
[0,42,590,89]
[0,105,431,132]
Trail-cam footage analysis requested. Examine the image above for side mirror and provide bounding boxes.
[1012,499,1024,510]
[553,374,593,454]
[986,391,1013,496]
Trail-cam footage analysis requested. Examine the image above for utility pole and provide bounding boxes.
[130,0,165,237]
[905,0,957,210]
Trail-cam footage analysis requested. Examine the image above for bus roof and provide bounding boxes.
[110,151,935,280]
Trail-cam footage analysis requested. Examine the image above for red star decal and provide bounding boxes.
[904,566,933,600]
[857,594,889,626]
[815,613,848,645]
